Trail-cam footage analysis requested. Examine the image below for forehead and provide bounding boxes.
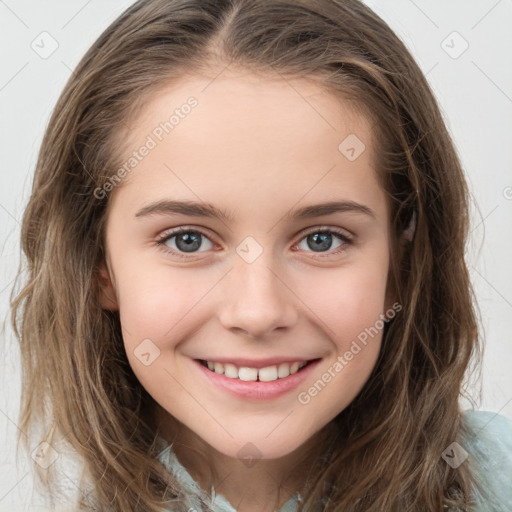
[106,69,384,222]
[116,68,375,168]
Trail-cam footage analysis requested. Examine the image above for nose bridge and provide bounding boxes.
[218,249,298,338]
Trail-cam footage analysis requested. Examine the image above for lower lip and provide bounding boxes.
[194,358,321,400]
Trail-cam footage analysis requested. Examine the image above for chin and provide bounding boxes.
[207,431,310,463]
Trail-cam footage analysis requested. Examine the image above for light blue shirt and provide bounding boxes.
[157,410,512,511]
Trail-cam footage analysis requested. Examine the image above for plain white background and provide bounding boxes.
[1,1,511,510]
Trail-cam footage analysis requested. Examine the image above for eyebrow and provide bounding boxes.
[134,199,376,222]
[135,200,235,222]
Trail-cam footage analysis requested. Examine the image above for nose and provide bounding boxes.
[218,257,299,339]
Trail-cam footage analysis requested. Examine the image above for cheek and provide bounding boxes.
[296,263,387,419]
[116,266,210,349]
[294,257,389,345]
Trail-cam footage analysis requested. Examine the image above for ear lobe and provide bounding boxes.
[402,209,416,242]
[97,263,119,311]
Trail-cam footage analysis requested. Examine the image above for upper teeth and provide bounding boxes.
[205,360,308,381]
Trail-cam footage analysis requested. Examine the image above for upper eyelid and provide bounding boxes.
[157,225,218,244]
[295,225,353,240]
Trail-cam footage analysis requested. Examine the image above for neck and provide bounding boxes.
[155,405,330,512]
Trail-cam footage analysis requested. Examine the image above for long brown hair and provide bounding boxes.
[10,0,484,510]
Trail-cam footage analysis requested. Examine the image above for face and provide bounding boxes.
[99,69,395,461]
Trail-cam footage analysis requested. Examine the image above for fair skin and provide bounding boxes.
[99,68,396,512]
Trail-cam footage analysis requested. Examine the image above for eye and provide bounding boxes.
[294,227,353,257]
[156,227,214,258]
[155,226,353,260]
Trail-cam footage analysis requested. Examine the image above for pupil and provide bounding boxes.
[308,232,331,252]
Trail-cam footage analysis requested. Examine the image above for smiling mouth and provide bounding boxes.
[197,358,320,382]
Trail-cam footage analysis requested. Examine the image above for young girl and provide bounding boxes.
[9,0,512,511]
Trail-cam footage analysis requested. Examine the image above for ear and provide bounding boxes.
[402,209,416,242]
[384,209,416,313]
[97,263,119,311]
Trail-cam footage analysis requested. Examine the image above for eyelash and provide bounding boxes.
[155,225,353,260]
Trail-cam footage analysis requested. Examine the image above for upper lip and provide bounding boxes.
[195,357,319,369]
